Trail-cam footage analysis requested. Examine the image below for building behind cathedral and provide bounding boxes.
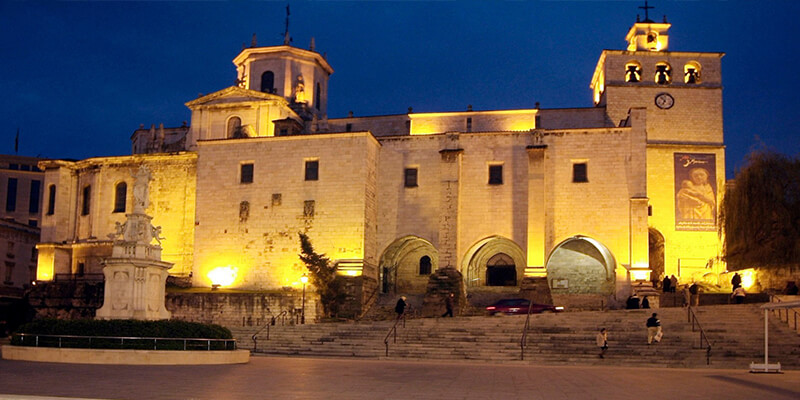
[33,15,726,312]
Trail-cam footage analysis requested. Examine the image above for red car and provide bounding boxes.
[486,299,564,316]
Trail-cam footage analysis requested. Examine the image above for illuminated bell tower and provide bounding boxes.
[232,32,333,121]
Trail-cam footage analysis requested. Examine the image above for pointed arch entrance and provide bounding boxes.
[378,236,438,294]
[545,236,616,294]
[462,236,526,288]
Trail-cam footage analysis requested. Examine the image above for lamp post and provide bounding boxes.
[300,273,308,324]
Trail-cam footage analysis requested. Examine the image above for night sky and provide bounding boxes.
[1,1,797,179]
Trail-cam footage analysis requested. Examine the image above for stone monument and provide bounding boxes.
[96,165,173,320]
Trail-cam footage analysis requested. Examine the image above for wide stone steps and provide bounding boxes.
[234,303,800,369]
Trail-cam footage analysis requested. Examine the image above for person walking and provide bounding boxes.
[689,282,700,306]
[683,285,691,307]
[731,272,742,289]
[669,275,678,293]
[662,276,672,293]
[731,286,746,304]
[596,328,608,358]
[646,313,662,344]
[441,293,455,317]
[395,296,407,320]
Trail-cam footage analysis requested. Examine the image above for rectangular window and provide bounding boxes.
[6,178,17,212]
[535,115,541,128]
[573,163,588,183]
[345,123,352,132]
[240,163,254,184]
[279,128,288,136]
[488,165,503,185]
[304,200,315,217]
[46,185,56,215]
[29,180,41,213]
[466,117,472,132]
[4,261,13,284]
[404,168,418,188]
[81,185,91,216]
[305,160,319,181]
[28,219,37,227]
[272,193,282,206]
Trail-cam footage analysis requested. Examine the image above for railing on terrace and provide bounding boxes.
[769,294,799,333]
[12,333,236,351]
[252,311,289,351]
[686,306,712,365]
[54,273,105,282]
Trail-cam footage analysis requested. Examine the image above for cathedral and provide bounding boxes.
[35,14,726,311]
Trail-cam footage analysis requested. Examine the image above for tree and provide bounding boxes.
[719,151,800,270]
[298,232,346,317]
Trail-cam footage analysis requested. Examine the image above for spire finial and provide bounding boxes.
[251,33,257,48]
[310,37,315,52]
[283,3,292,45]
[639,0,655,22]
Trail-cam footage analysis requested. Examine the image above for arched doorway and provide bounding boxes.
[486,253,516,286]
[462,236,526,288]
[545,236,616,294]
[378,236,438,294]
[648,228,665,285]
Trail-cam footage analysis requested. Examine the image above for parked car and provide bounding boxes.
[485,299,564,316]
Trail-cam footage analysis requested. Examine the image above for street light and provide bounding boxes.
[300,273,309,324]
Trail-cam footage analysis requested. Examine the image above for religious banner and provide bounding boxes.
[674,153,717,231]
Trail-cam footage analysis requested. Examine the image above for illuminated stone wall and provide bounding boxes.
[37,154,197,279]
[193,132,380,290]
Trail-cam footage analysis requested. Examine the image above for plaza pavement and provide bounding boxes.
[1,354,799,400]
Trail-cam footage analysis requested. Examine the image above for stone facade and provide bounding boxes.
[34,18,729,312]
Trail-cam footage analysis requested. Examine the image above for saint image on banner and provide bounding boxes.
[674,153,716,231]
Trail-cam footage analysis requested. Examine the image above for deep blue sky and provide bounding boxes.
[1,1,798,178]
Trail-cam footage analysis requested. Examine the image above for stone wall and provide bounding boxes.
[166,291,318,328]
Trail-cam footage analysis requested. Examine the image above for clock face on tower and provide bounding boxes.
[655,93,674,109]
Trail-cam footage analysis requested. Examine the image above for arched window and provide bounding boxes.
[684,61,701,84]
[113,182,127,213]
[419,256,432,275]
[624,61,642,83]
[81,185,91,216]
[261,71,274,93]
[315,82,321,111]
[227,116,242,138]
[655,62,672,85]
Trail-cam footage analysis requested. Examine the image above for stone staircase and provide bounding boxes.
[230,304,800,369]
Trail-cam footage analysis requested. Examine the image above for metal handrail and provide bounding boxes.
[355,288,381,321]
[520,299,535,360]
[383,313,406,357]
[769,294,800,332]
[252,311,289,350]
[686,306,712,365]
[12,333,236,351]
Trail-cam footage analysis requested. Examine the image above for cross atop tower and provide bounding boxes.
[639,0,655,23]
[283,4,292,45]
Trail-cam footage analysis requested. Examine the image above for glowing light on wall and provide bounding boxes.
[208,266,238,287]
[36,250,54,281]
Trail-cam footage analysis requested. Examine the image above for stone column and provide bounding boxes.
[437,144,463,270]
[525,144,547,277]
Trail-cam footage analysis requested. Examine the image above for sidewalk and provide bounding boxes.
[2,354,799,400]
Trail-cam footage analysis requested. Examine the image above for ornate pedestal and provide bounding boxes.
[95,166,173,321]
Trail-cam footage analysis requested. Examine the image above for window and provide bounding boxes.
[655,62,672,84]
[625,61,642,83]
[46,185,56,215]
[305,160,319,181]
[76,262,85,277]
[573,163,588,183]
[7,241,14,258]
[81,185,91,216]
[345,123,352,132]
[6,178,17,212]
[535,115,541,128]
[113,182,127,213]
[315,83,321,110]
[466,117,472,132]
[29,180,40,213]
[404,168,418,188]
[227,117,243,138]
[240,163,254,184]
[261,71,275,93]
[272,193,282,206]
[279,128,288,136]
[303,200,315,217]
[27,220,37,227]
[4,261,13,284]
[419,256,432,275]
[684,62,701,84]
[239,201,250,222]
[488,165,503,185]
